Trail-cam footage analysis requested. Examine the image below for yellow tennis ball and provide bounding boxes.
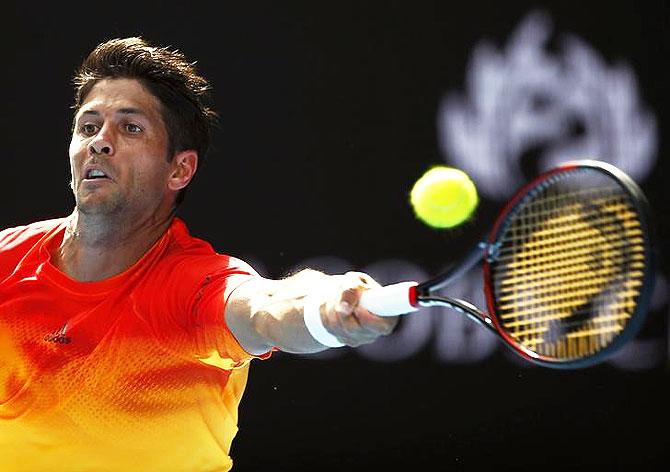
[410,166,478,228]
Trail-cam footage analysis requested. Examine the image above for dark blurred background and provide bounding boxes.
[1,1,668,470]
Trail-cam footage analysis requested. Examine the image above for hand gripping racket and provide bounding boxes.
[360,160,655,368]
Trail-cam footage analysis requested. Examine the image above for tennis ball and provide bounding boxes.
[410,166,478,228]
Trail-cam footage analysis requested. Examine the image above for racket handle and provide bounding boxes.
[359,282,420,317]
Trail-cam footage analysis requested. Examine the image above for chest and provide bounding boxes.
[0,277,204,420]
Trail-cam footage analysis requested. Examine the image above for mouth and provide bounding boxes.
[82,168,112,182]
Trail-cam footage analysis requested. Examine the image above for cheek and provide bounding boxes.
[133,157,171,191]
[68,135,85,156]
[68,138,83,175]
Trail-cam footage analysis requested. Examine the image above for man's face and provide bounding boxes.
[69,78,175,218]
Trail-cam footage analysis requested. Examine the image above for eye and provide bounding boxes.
[79,123,99,136]
[125,123,143,134]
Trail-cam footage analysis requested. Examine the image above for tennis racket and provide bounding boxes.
[360,159,655,369]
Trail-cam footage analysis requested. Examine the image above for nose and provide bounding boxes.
[89,132,114,156]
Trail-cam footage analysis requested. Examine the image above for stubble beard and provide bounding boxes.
[74,183,128,218]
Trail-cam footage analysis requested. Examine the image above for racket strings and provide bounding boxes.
[498,241,644,282]
[492,179,646,360]
[497,212,643,248]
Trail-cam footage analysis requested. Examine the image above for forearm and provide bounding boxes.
[226,268,398,355]
[225,269,332,354]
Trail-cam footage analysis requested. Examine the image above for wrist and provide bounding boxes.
[303,295,345,348]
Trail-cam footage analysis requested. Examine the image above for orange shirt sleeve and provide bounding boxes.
[186,256,271,367]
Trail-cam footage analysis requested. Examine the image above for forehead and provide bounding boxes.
[77,78,163,119]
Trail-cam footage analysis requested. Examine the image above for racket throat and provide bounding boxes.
[416,241,490,295]
[417,295,497,333]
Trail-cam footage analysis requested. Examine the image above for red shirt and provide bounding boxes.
[0,217,262,471]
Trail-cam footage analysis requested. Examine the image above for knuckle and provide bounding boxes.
[344,271,378,288]
[340,288,361,305]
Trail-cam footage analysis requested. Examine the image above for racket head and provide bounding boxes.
[483,160,655,368]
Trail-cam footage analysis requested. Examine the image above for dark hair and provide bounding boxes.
[72,37,218,205]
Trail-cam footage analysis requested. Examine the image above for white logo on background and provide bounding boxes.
[438,10,658,200]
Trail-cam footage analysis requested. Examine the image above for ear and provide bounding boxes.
[167,150,198,191]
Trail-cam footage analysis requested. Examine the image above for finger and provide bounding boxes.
[352,306,399,336]
[334,315,380,346]
[336,305,395,343]
[326,276,392,346]
[335,285,398,336]
[336,287,361,315]
[344,271,382,289]
[330,299,379,343]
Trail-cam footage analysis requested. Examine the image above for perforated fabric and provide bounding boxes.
[0,217,264,471]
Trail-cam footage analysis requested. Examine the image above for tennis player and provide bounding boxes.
[0,37,397,471]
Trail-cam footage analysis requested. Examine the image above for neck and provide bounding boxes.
[54,208,174,282]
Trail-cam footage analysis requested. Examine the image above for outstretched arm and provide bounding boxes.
[224,269,398,355]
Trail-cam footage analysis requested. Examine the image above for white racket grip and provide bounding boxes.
[359,281,420,317]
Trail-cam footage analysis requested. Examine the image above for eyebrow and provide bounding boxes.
[77,108,150,119]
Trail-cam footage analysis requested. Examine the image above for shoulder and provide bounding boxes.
[0,218,65,279]
[166,218,256,272]
[150,218,258,292]
[0,218,65,253]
